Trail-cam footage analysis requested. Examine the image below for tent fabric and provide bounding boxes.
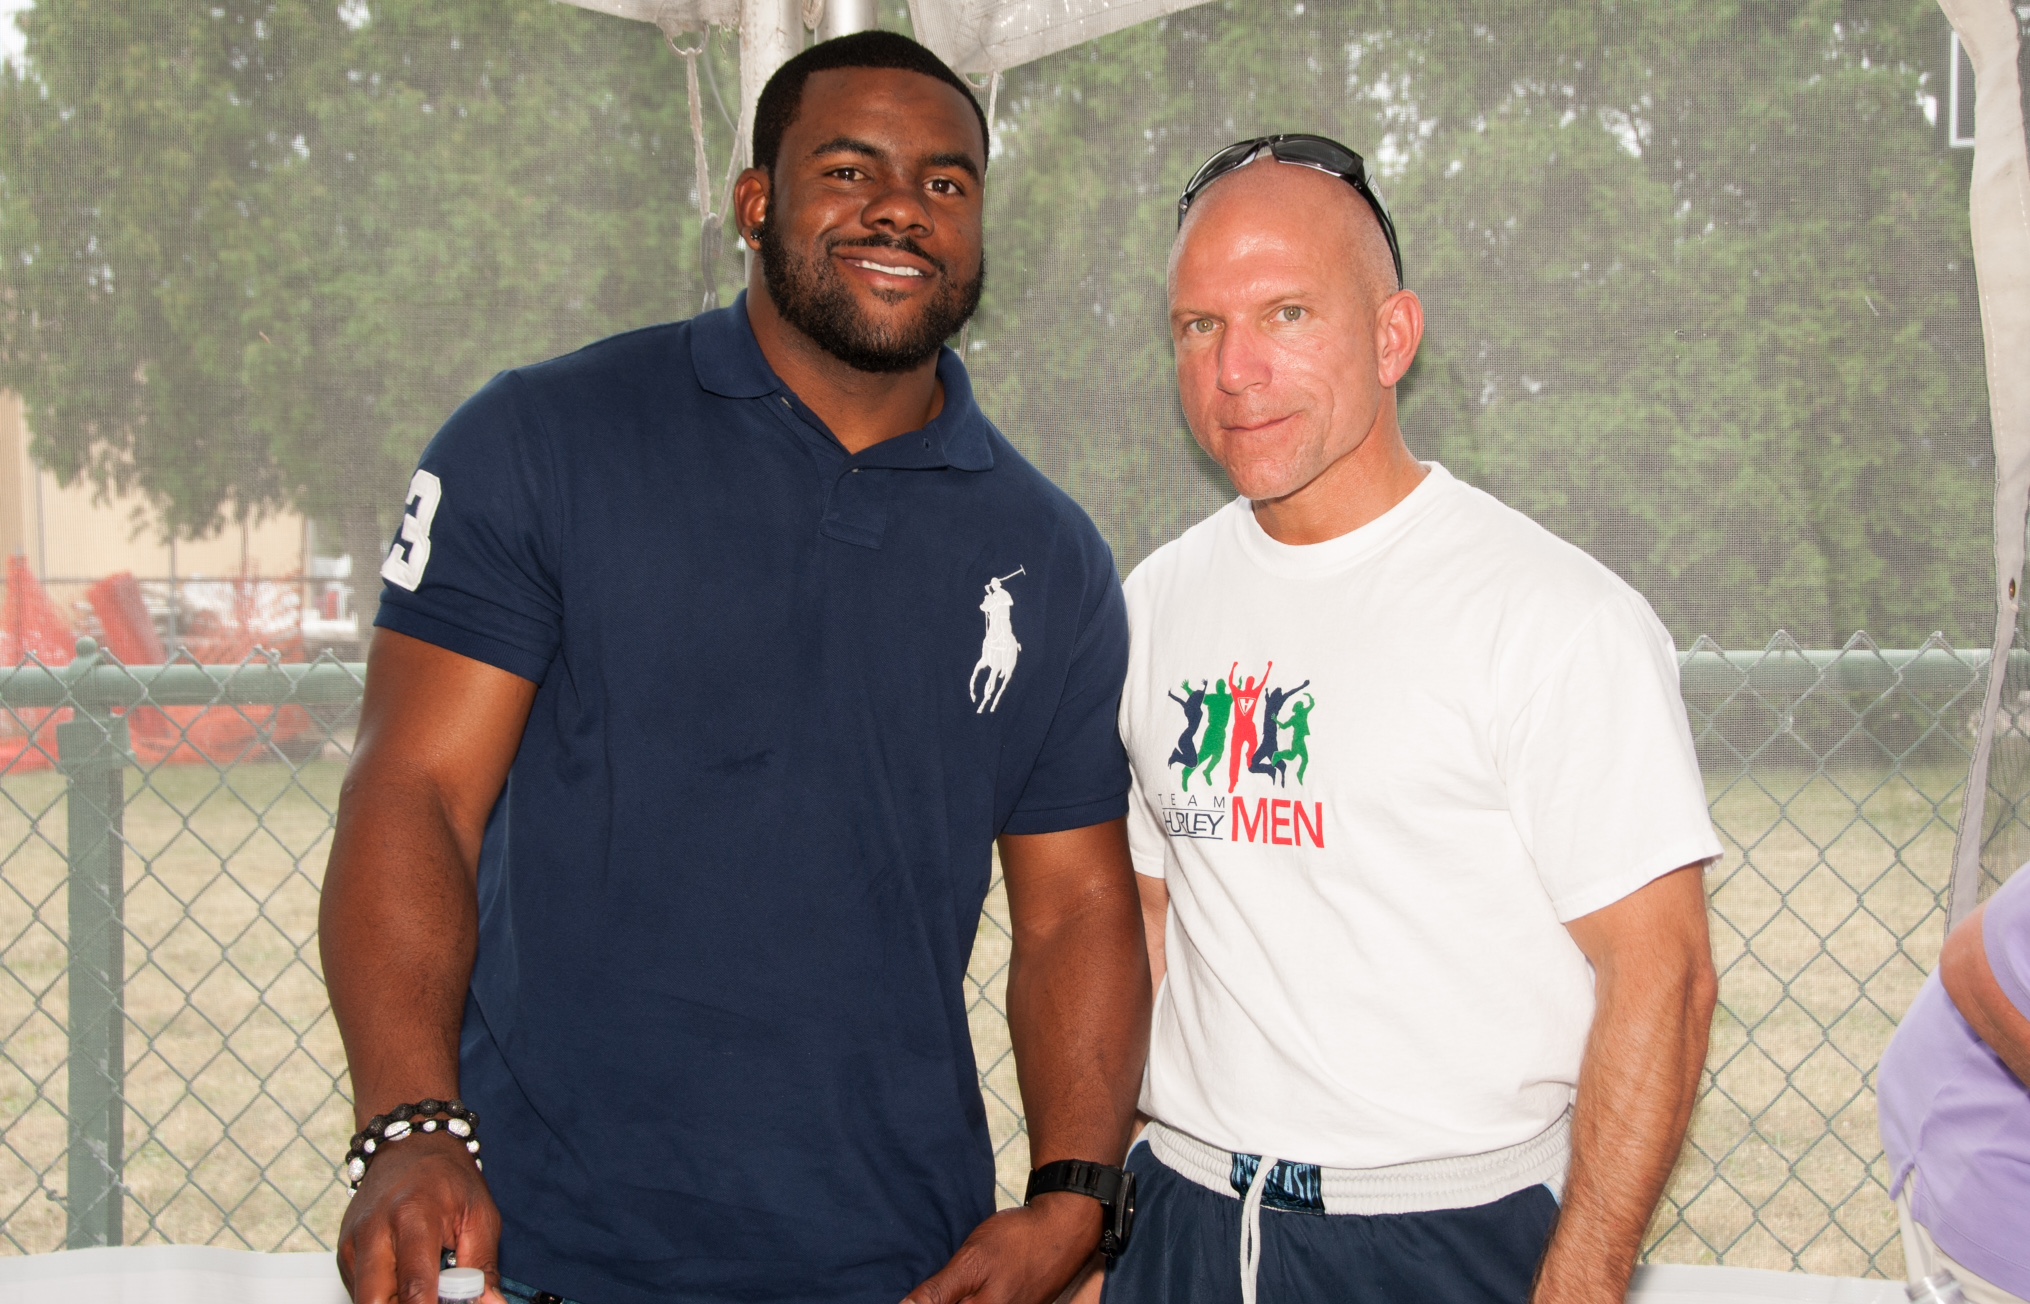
[554,0,741,36]
[552,0,1235,162]
[1942,0,2030,924]
[908,0,1220,74]
[0,1246,1907,1304]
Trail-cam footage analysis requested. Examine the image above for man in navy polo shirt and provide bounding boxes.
[319,32,1150,1304]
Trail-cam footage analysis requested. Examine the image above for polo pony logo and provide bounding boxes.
[969,567,1024,714]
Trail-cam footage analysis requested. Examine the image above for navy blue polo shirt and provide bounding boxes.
[372,296,1129,1304]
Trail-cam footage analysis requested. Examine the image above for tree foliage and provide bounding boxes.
[0,0,737,570]
[971,0,1989,645]
[0,0,1993,645]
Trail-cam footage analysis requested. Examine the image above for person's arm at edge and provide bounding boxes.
[1533,864,1717,1304]
[321,629,538,1304]
[906,819,1152,1304]
[1938,900,2030,1086]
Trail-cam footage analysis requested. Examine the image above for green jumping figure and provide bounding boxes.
[1194,678,1233,791]
[1273,693,1316,784]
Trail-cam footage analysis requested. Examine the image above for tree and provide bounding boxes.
[0,0,1993,647]
[968,0,1989,645]
[0,0,740,588]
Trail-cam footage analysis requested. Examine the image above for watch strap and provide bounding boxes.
[1025,1159,1137,1259]
[1025,1158,1125,1205]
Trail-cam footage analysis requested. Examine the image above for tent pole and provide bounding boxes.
[819,0,877,41]
[738,0,804,170]
[736,0,803,279]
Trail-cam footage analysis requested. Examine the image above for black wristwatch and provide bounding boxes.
[1025,1159,1137,1260]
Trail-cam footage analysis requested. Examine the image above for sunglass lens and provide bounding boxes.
[1179,139,1267,223]
[1270,137,1361,175]
[1188,140,1264,195]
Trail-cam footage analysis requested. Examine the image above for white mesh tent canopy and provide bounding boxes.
[0,0,2025,1289]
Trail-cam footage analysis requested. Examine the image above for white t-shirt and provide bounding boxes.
[1121,464,1720,1170]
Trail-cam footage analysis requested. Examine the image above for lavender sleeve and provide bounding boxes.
[1984,868,2030,1022]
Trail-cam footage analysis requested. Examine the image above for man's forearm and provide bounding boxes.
[1536,940,1716,1302]
[320,632,534,1130]
[1005,886,1152,1167]
[1940,902,2030,1086]
[899,829,1149,1304]
[320,768,482,1124]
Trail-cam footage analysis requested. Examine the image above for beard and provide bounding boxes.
[759,228,984,374]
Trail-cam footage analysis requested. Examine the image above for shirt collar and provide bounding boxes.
[690,292,995,473]
[690,292,779,399]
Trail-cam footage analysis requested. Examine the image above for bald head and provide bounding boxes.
[1171,156,1399,311]
[1164,150,1425,533]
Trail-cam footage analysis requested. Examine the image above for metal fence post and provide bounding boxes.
[58,702,130,1248]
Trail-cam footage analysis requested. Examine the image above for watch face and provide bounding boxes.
[1109,1169,1137,1255]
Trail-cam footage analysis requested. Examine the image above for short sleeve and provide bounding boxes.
[1001,568,1131,836]
[1984,868,2030,1022]
[373,371,563,684]
[1500,590,1721,921]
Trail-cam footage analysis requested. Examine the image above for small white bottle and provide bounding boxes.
[1908,1273,1966,1304]
[438,1266,487,1303]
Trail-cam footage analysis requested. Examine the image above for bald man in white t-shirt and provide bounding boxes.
[1095,137,1721,1304]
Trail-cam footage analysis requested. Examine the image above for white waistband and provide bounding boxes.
[1143,1111,1572,1217]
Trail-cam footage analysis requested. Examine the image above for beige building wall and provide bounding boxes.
[0,391,306,581]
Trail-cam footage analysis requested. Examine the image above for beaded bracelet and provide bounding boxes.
[344,1099,481,1190]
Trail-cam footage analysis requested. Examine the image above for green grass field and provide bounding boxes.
[0,757,351,1253]
[0,754,1968,1275]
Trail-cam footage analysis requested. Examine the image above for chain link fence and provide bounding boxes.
[1640,635,1988,1276]
[0,643,361,1254]
[0,635,1997,1276]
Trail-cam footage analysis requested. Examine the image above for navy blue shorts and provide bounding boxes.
[1103,1141,1560,1304]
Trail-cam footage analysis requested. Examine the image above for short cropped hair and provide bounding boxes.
[752,31,988,174]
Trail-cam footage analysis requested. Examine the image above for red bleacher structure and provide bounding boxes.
[0,556,74,774]
[0,559,319,773]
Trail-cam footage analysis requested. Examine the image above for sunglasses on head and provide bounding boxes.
[1176,134,1404,289]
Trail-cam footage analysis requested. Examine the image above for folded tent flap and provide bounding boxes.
[1940,0,2030,923]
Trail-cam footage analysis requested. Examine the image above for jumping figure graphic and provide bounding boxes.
[1271,693,1316,784]
[968,568,1024,714]
[1249,678,1312,785]
[1226,661,1272,793]
[1167,680,1209,784]
[1195,679,1234,790]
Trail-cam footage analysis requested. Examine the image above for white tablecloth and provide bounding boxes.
[0,1246,347,1304]
[0,1246,1908,1304]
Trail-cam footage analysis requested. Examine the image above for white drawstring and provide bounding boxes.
[1239,1155,1278,1304]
